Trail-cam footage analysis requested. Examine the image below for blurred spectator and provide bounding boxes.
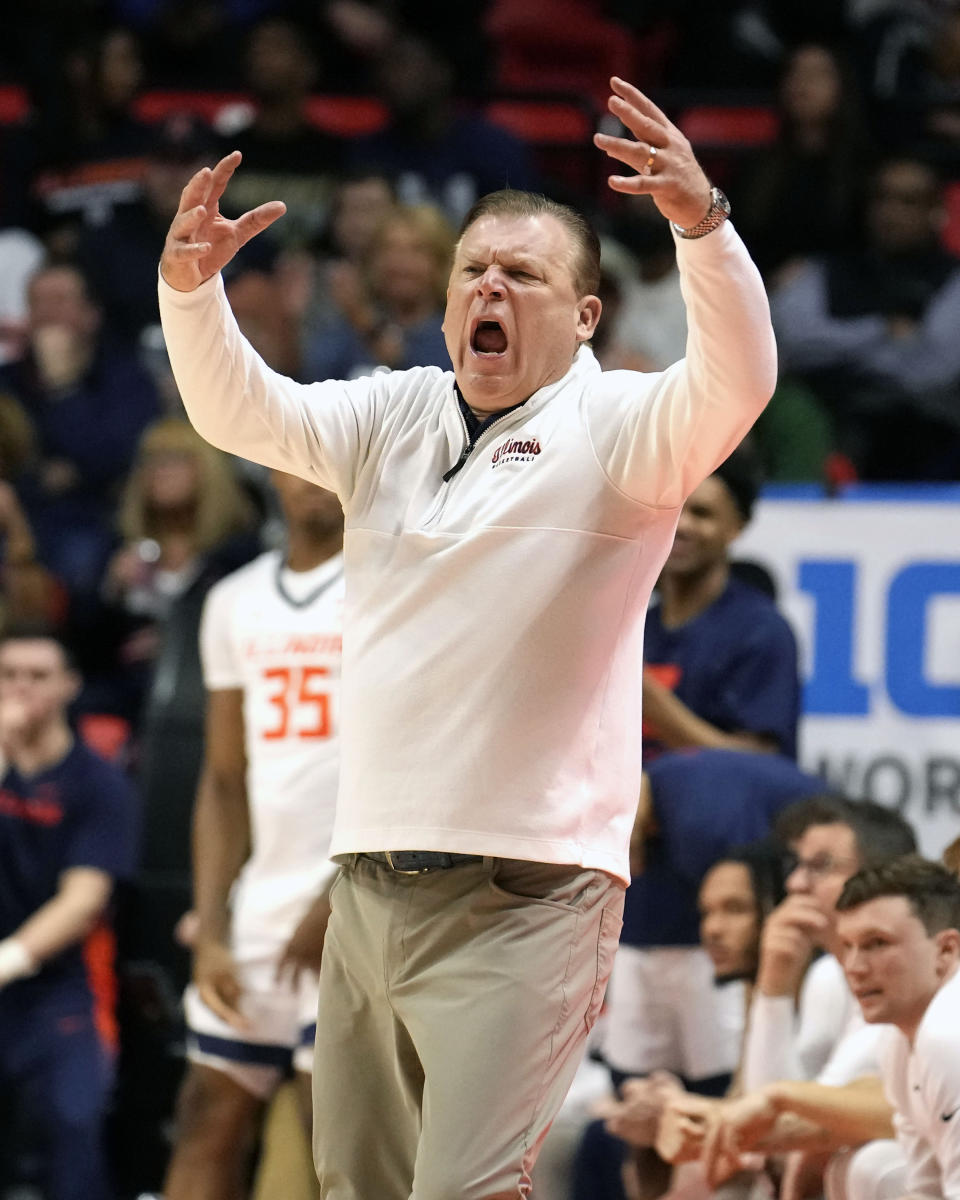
[860,3,960,153]
[88,417,256,726]
[605,198,688,371]
[0,228,45,366]
[27,27,155,256]
[642,450,800,760]
[304,202,453,380]
[216,16,345,251]
[588,256,654,374]
[224,255,303,378]
[77,113,218,349]
[0,476,67,639]
[0,262,160,599]
[324,0,492,93]
[0,626,138,1200]
[850,0,942,123]
[736,43,873,284]
[0,395,67,637]
[349,30,537,224]
[613,0,849,89]
[280,168,396,343]
[771,155,960,480]
[114,0,290,86]
[98,421,259,1194]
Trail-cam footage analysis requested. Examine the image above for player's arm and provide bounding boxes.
[703,1078,893,1185]
[756,1077,894,1151]
[191,686,251,1027]
[642,670,778,753]
[0,866,113,988]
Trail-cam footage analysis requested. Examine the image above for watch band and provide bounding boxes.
[671,187,731,240]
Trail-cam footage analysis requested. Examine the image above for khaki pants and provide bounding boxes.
[312,855,624,1200]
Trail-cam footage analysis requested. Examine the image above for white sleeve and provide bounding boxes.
[158,271,385,503]
[741,992,801,1091]
[199,576,242,691]
[741,956,851,1091]
[586,220,777,508]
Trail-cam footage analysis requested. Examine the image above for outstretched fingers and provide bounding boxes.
[594,131,665,193]
[205,150,243,210]
[234,200,287,247]
[610,76,668,124]
[178,165,214,218]
[170,202,208,242]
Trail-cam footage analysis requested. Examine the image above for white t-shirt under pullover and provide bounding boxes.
[159,221,776,883]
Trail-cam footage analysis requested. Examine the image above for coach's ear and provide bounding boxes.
[935,927,960,978]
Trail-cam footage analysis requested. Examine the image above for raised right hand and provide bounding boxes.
[160,151,286,293]
[194,937,248,1030]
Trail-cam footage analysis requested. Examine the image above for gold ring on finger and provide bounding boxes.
[642,145,659,176]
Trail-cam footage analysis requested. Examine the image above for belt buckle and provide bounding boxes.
[384,850,428,875]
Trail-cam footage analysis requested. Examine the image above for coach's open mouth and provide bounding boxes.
[471,319,508,356]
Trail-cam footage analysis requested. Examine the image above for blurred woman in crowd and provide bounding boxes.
[736,42,873,283]
[87,417,257,724]
[0,393,67,635]
[303,201,454,380]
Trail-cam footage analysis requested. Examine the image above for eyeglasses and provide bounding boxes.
[782,852,859,880]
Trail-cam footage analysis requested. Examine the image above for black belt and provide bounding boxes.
[362,851,484,875]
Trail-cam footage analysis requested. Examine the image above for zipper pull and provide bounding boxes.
[442,441,473,482]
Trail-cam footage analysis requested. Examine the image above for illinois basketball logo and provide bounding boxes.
[491,436,542,469]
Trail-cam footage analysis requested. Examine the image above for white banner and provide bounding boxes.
[734,489,960,858]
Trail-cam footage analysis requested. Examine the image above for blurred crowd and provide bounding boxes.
[1,1,960,1198]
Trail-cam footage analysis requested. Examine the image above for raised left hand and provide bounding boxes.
[594,77,713,229]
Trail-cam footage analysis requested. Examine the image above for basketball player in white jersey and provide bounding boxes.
[164,470,344,1200]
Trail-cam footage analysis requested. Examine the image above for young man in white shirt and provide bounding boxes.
[163,472,343,1200]
[832,856,960,1200]
[157,74,778,1200]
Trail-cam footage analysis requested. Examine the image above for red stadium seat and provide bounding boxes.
[304,95,388,137]
[942,180,960,256]
[677,104,779,149]
[133,89,251,125]
[0,84,29,123]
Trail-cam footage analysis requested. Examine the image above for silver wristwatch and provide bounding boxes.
[671,187,731,239]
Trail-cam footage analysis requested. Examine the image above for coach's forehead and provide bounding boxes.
[456,213,577,275]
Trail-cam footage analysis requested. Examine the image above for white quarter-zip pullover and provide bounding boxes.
[159,221,776,883]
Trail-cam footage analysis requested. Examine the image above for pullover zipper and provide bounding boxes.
[442,404,518,482]
[423,397,524,527]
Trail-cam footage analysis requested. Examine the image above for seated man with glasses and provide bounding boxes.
[699,796,918,1189]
